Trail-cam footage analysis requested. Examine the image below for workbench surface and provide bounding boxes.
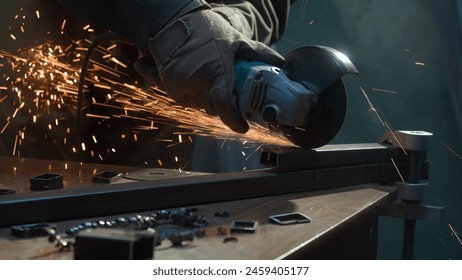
[0,182,395,259]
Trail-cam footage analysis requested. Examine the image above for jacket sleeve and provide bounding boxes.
[209,0,291,45]
[55,0,207,51]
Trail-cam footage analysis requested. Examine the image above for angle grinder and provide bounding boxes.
[235,45,358,148]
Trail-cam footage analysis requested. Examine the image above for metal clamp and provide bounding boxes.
[378,130,444,259]
[378,130,433,152]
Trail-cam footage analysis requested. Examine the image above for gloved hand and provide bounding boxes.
[140,7,285,134]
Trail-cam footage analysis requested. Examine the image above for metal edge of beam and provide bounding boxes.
[260,144,414,170]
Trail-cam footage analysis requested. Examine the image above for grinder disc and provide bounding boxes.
[274,81,347,148]
[274,46,356,148]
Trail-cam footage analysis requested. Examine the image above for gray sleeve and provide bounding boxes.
[209,0,291,45]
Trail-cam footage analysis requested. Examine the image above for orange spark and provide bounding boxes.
[372,88,398,94]
[360,86,385,127]
[391,158,405,182]
[61,19,67,31]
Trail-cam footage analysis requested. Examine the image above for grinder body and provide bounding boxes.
[235,61,317,127]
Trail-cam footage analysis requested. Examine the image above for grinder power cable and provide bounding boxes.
[235,45,358,148]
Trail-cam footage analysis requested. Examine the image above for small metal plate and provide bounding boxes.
[92,171,123,184]
[11,223,56,238]
[269,212,311,225]
[30,173,63,191]
[123,168,207,181]
[230,220,258,233]
[0,189,15,195]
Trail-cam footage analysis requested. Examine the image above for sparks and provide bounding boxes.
[110,57,127,68]
[384,121,408,156]
[12,134,18,156]
[448,224,462,246]
[391,158,405,182]
[372,88,398,94]
[0,16,293,165]
[107,44,117,51]
[1,121,10,134]
[441,142,462,160]
[61,19,67,31]
[360,86,385,126]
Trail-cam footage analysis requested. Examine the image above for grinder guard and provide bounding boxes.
[282,46,358,148]
[284,46,358,94]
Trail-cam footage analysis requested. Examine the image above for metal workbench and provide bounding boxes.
[0,143,425,259]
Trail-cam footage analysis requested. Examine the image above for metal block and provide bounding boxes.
[379,203,444,221]
[92,171,123,184]
[268,212,311,225]
[30,173,63,191]
[11,223,56,238]
[230,221,258,233]
[396,182,427,201]
[74,228,156,260]
[0,189,15,195]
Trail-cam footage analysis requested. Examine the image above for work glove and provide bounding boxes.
[140,7,285,134]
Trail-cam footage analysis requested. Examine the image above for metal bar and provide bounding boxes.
[0,160,427,227]
[261,143,416,170]
[379,203,444,221]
